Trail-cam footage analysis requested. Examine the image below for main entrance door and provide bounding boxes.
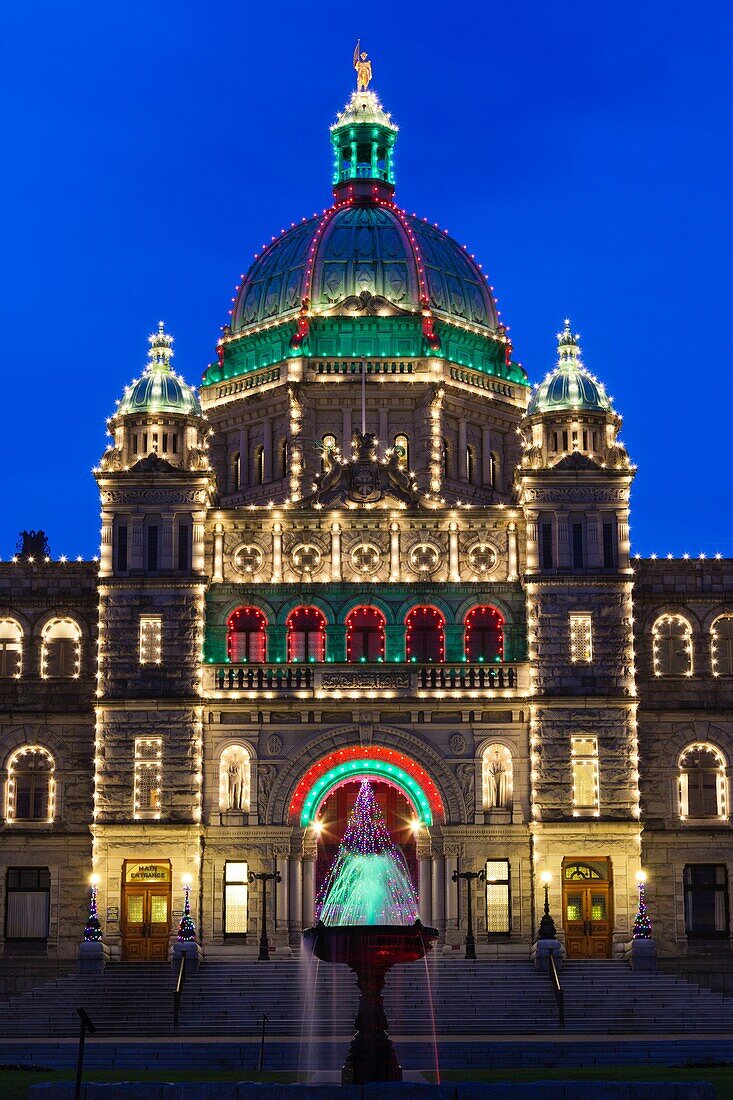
[562,858,613,959]
[122,861,172,962]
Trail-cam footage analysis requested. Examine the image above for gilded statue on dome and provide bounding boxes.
[353,40,372,91]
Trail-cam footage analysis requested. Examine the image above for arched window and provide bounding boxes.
[227,607,267,663]
[0,619,23,679]
[712,616,733,676]
[346,606,386,662]
[679,743,727,819]
[41,618,81,679]
[279,438,288,480]
[482,744,513,811]
[287,607,326,662]
[465,606,504,663]
[653,614,693,677]
[219,744,251,813]
[393,434,409,470]
[405,606,445,663]
[253,445,265,486]
[6,746,55,823]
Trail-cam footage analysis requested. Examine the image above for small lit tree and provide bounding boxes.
[633,871,652,939]
[177,874,196,942]
[83,875,103,942]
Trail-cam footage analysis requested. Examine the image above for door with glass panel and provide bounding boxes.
[122,885,171,961]
[562,859,612,958]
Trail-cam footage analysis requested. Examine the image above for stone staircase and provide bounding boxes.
[3,958,733,1038]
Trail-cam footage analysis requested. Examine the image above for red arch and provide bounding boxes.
[227,607,267,663]
[465,605,504,663]
[287,606,326,662]
[405,606,445,663]
[346,606,386,662]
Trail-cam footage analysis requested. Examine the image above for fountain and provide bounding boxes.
[303,778,438,1083]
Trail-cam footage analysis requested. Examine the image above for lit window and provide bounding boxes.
[485,860,511,934]
[139,616,162,665]
[405,606,445,663]
[569,613,593,663]
[571,736,599,815]
[5,868,51,942]
[711,616,733,677]
[287,607,326,662]
[227,607,267,663]
[224,861,249,934]
[134,738,162,820]
[684,865,729,938]
[6,746,55,824]
[679,743,727,820]
[0,619,23,678]
[346,606,385,662]
[41,618,81,679]
[465,606,504,663]
[652,615,693,677]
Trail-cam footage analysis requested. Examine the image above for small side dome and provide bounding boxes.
[527,321,612,416]
[117,323,201,418]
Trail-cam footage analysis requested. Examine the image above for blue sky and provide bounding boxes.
[1,1,731,557]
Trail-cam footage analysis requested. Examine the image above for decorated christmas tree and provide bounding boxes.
[317,778,418,926]
[177,878,197,942]
[633,878,653,939]
[83,878,103,943]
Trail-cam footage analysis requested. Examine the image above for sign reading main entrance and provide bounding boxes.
[562,858,613,959]
[122,860,171,962]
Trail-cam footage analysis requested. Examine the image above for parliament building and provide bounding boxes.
[1,73,732,970]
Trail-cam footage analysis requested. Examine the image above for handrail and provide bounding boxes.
[547,950,565,1030]
[173,951,186,1029]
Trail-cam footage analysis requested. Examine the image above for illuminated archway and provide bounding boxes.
[287,606,326,662]
[289,745,444,827]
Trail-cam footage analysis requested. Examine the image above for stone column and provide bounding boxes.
[130,513,144,571]
[160,513,175,571]
[330,522,342,581]
[263,419,273,484]
[508,522,518,580]
[385,625,405,663]
[288,857,303,935]
[458,419,468,482]
[389,523,400,582]
[556,511,569,569]
[418,847,433,925]
[326,625,346,662]
[431,854,445,933]
[213,523,224,583]
[271,523,283,582]
[192,517,206,574]
[302,856,316,928]
[238,426,249,488]
[525,510,539,571]
[445,853,459,938]
[482,426,492,485]
[445,625,465,663]
[587,512,602,569]
[100,518,113,576]
[448,522,460,582]
[276,857,289,930]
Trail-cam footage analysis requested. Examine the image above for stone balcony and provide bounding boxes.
[205,661,529,701]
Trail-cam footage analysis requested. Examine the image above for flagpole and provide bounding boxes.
[361,359,366,435]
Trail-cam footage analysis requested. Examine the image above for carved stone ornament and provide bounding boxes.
[265,734,283,756]
[467,541,498,576]
[307,429,418,508]
[449,733,467,755]
[350,542,381,576]
[456,762,476,816]
[408,542,441,576]
[17,530,51,557]
[522,486,628,504]
[321,670,410,690]
[257,764,277,822]
[232,544,264,576]
[101,488,207,506]
[290,543,322,575]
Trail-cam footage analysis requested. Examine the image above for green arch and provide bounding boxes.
[300,758,434,828]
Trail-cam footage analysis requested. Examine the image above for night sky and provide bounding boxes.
[2,2,731,558]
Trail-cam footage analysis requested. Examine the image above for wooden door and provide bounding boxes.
[122,885,171,961]
[563,881,612,958]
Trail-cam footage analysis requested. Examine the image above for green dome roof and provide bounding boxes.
[527,321,612,416]
[117,324,202,418]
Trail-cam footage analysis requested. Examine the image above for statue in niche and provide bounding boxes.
[226,752,248,811]
[484,745,512,811]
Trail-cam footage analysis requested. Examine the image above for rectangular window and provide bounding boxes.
[224,861,249,934]
[569,613,593,663]
[139,616,162,665]
[541,523,553,569]
[134,738,162,819]
[0,642,21,678]
[684,864,729,937]
[116,524,128,572]
[572,522,584,568]
[177,524,190,572]
[147,525,158,571]
[485,859,511,935]
[5,867,51,941]
[603,521,615,568]
[172,434,179,455]
[162,432,169,452]
[571,736,599,813]
[132,434,139,455]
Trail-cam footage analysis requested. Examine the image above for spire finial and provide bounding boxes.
[147,322,174,372]
[556,318,581,362]
[353,40,372,91]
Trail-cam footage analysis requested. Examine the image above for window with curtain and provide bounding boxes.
[679,744,726,819]
[684,864,729,937]
[571,736,599,813]
[653,615,693,676]
[224,861,249,934]
[6,867,51,941]
[287,607,326,662]
[227,607,267,663]
[485,860,511,934]
[41,618,81,679]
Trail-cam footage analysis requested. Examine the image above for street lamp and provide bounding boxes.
[249,869,282,961]
[538,870,557,939]
[452,867,486,960]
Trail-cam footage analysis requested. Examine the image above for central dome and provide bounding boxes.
[230,203,499,335]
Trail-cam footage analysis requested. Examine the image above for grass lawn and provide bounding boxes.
[428,1065,733,1099]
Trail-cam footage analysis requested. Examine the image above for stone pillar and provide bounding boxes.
[525,510,539,572]
[326,625,346,662]
[418,847,433,925]
[276,857,289,930]
[330,522,342,581]
[263,419,273,483]
[213,523,224,583]
[192,517,206,574]
[238,426,249,488]
[389,522,400,582]
[556,511,569,569]
[482,426,492,485]
[445,853,459,940]
[431,854,445,933]
[302,856,316,928]
[448,522,460,582]
[458,419,468,482]
[271,523,283,582]
[100,517,113,576]
[445,625,464,663]
[267,626,287,663]
[385,625,405,663]
[130,513,144,571]
[288,856,303,935]
[160,513,175,571]
[587,512,602,569]
[508,522,518,580]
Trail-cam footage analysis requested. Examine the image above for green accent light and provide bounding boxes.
[300,759,433,828]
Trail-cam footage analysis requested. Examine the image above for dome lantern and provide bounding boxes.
[330,48,398,200]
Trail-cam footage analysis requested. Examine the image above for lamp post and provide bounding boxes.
[452,867,485,960]
[249,869,282,961]
[538,870,557,939]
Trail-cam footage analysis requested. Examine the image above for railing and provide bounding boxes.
[207,661,527,697]
[548,950,565,1030]
[173,951,186,1030]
